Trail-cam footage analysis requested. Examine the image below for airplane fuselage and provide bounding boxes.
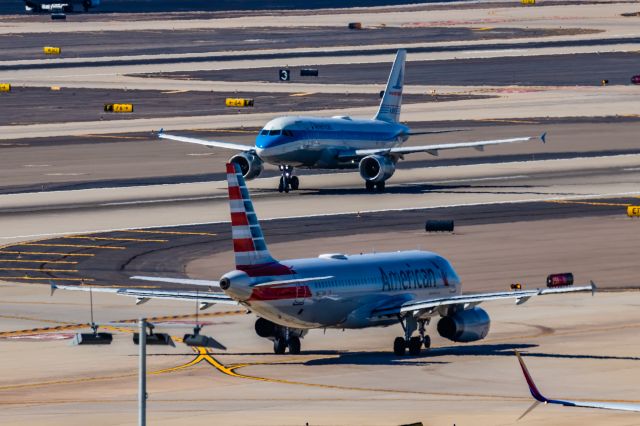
[222,250,461,330]
[255,116,410,169]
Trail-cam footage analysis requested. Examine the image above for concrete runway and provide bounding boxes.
[2,2,640,425]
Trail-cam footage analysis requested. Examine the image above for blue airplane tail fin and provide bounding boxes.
[374,49,406,123]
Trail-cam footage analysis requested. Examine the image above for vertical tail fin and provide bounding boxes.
[226,163,275,269]
[374,49,406,123]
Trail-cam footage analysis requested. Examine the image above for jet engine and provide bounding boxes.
[254,317,306,340]
[437,307,490,343]
[255,317,277,338]
[229,152,263,180]
[358,155,396,183]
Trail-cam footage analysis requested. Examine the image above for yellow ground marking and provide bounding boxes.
[474,27,494,31]
[547,200,632,207]
[63,235,168,243]
[126,229,217,237]
[0,251,94,257]
[0,259,78,264]
[478,118,540,124]
[78,134,148,140]
[289,92,315,97]
[0,276,93,282]
[17,243,126,250]
[0,267,78,273]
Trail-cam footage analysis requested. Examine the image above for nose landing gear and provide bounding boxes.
[278,165,299,193]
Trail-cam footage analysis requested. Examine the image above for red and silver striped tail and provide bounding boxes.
[226,163,275,269]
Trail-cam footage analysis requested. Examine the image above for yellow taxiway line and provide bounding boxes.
[63,235,168,243]
[16,243,126,250]
[0,251,95,257]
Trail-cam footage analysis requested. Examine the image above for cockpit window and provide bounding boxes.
[283,129,294,137]
[269,129,281,136]
[260,130,268,136]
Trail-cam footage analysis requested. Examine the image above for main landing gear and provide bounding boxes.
[278,165,299,193]
[393,316,430,356]
[365,180,386,193]
[273,328,301,355]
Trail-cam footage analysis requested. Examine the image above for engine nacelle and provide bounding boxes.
[229,152,263,180]
[437,307,490,343]
[255,317,277,338]
[359,155,396,183]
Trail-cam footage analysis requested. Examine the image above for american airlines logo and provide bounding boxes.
[379,267,439,291]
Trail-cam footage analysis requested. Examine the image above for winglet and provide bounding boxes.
[590,280,597,296]
[515,350,548,403]
[158,128,164,136]
[540,132,547,144]
[49,280,58,296]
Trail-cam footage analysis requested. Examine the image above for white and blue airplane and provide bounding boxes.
[158,49,546,193]
[516,350,640,416]
[52,163,594,356]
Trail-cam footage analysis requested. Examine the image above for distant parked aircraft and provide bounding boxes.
[23,0,100,13]
[158,49,545,193]
[53,163,593,355]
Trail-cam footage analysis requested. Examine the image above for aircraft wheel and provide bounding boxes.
[408,336,422,356]
[393,337,406,356]
[278,177,285,193]
[365,181,375,192]
[376,181,386,192]
[423,335,431,349]
[290,176,299,190]
[273,338,287,354]
[288,336,301,354]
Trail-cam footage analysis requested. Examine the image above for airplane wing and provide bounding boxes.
[50,282,238,308]
[516,350,640,413]
[354,133,546,157]
[158,129,252,151]
[131,275,220,288]
[372,281,595,318]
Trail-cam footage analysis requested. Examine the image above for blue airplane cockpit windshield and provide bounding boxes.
[256,127,294,149]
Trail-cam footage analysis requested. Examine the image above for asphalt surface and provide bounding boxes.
[0,86,457,125]
[0,196,633,290]
[145,51,640,87]
[1,117,638,194]
[0,0,433,15]
[4,36,640,71]
[0,27,590,62]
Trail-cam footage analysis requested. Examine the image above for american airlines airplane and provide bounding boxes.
[516,350,640,415]
[158,49,546,193]
[53,163,595,356]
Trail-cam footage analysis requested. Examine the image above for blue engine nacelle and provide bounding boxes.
[437,307,491,342]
